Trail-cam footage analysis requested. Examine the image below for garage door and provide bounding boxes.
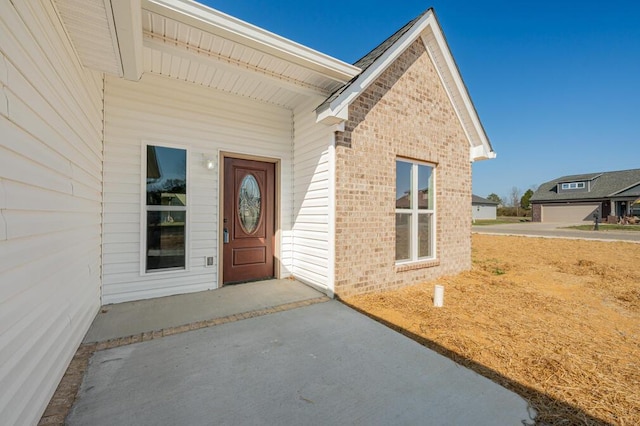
[541,204,600,223]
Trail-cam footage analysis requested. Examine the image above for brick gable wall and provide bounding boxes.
[333,39,472,297]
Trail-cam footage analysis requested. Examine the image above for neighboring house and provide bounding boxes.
[0,0,494,423]
[472,195,499,221]
[531,169,640,222]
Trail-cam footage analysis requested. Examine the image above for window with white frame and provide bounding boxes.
[145,145,187,272]
[561,182,585,190]
[395,159,435,262]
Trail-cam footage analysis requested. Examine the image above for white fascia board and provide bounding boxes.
[112,0,144,81]
[316,11,435,125]
[104,0,125,77]
[470,144,497,162]
[142,0,360,82]
[421,16,494,159]
[315,8,495,158]
[316,106,349,125]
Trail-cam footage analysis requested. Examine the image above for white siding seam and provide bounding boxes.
[0,179,6,240]
[100,73,106,305]
[327,133,336,296]
[289,108,295,278]
[1,53,7,115]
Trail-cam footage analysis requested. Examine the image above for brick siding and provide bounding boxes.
[532,203,542,222]
[333,39,472,297]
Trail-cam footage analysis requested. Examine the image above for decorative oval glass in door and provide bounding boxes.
[238,174,261,234]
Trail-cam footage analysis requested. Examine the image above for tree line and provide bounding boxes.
[486,187,535,217]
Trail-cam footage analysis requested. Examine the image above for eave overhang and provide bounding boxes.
[54,0,361,108]
[143,0,360,83]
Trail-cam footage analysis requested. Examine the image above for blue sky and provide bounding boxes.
[202,0,640,203]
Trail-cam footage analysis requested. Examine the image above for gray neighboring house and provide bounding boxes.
[531,169,640,222]
[472,195,498,220]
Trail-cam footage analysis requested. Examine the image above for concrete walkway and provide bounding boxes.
[67,300,534,425]
[473,221,640,243]
[84,279,325,343]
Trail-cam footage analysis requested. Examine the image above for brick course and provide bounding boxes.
[334,40,472,297]
[532,203,542,222]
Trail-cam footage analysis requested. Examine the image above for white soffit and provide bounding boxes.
[54,0,361,108]
[143,0,359,82]
[141,0,360,108]
[53,0,123,76]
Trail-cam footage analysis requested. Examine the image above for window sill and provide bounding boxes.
[395,258,440,272]
[141,267,188,277]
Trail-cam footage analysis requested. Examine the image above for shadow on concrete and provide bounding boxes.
[340,300,612,426]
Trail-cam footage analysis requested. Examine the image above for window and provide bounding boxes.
[561,182,585,190]
[145,145,187,272]
[395,159,435,262]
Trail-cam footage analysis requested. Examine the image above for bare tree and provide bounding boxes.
[510,186,522,216]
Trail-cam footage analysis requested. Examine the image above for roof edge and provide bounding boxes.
[557,173,603,183]
[609,180,640,196]
[143,0,361,82]
[113,0,144,81]
[315,9,434,123]
[315,8,495,161]
[425,10,494,159]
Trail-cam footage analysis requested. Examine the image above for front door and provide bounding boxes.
[223,157,275,284]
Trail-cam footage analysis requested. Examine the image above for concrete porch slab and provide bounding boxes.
[68,301,535,425]
[83,279,325,343]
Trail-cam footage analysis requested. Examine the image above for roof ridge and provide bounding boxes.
[315,8,432,113]
[352,9,431,70]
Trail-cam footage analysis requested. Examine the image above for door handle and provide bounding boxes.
[223,218,229,244]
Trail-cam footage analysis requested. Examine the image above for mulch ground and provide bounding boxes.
[344,234,640,425]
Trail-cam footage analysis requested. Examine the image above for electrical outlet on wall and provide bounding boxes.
[205,256,214,267]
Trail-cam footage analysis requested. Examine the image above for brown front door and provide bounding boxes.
[223,157,275,284]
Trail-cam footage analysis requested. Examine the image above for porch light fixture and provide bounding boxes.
[203,155,215,170]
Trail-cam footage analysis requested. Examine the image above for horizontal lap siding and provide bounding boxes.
[0,1,103,425]
[103,74,293,304]
[473,205,496,220]
[292,98,334,292]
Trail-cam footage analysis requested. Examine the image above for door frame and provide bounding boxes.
[218,151,281,287]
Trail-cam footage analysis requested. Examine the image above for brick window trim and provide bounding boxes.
[395,258,440,272]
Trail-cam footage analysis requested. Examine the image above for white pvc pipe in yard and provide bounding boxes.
[434,285,444,307]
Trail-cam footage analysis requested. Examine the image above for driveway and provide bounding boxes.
[66,301,534,425]
[473,221,640,243]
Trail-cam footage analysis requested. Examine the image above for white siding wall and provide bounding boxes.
[472,205,497,220]
[292,98,335,293]
[103,73,294,303]
[0,1,103,425]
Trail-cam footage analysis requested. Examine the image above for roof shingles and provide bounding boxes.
[316,9,430,112]
[531,169,640,202]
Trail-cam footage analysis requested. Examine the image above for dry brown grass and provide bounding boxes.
[343,235,640,425]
